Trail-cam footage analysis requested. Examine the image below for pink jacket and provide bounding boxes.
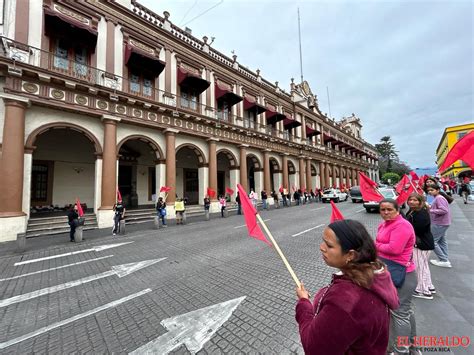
[376,215,416,273]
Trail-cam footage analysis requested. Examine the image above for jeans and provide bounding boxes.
[68,221,76,241]
[237,204,241,215]
[221,206,225,217]
[262,199,267,210]
[431,224,450,262]
[113,214,121,234]
[157,210,166,225]
[388,271,417,354]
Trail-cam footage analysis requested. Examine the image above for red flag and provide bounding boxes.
[395,175,410,194]
[464,176,471,183]
[409,171,420,181]
[237,184,271,246]
[396,184,414,205]
[207,187,216,198]
[225,187,234,195]
[75,198,84,217]
[279,186,283,193]
[359,172,383,202]
[330,200,344,223]
[160,186,172,193]
[116,188,122,201]
[440,131,474,171]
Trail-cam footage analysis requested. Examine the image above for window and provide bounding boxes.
[180,88,198,110]
[52,40,89,78]
[31,164,49,202]
[217,100,230,121]
[244,109,257,129]
[128,70,154,98]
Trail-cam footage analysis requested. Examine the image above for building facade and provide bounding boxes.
[0,0,379,241]
[436,123,474,179]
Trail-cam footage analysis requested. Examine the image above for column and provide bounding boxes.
[352,168,357,186]
[324,162,330,189]
[345,167,351,187]
[239,145,248,192]
[299,157,306,189]
[306,159,312,191]
[0,97,29,217]
[99,116,120,210]
[229,167,239,201]
[282,154,289,190]
[319,162,325,189]
[165,129,178,203]
[208,138,218,201]
[263,150,271,192]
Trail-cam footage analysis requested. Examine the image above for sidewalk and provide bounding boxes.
[413,197,473,354]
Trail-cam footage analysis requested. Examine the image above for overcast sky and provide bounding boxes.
[140,0,473,169]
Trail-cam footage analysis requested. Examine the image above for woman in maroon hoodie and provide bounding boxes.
[295,220,399,354]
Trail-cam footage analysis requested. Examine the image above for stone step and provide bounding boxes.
[26,213,98,238]
[28,215,97,228]
[26,226,98,238]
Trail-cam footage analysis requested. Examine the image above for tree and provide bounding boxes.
[382,172,401,185]
[375,136,398,172]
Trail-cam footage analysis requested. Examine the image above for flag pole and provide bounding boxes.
[256,214,301,288]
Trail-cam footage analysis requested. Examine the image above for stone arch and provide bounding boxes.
[246,153,262,169]
[269,157,280,171]
[25,122,102,156]
[311,163,318,176]
[288,160,296,174]
[176,143,207,165]
[117,134,164,160]
[216,148,238,167]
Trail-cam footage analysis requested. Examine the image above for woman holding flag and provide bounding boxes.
[296,220,399,354]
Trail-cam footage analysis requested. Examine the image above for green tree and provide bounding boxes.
[382,172,401,185]
[375,136,399,173]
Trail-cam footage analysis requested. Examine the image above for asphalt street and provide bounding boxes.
[0,197,472,354]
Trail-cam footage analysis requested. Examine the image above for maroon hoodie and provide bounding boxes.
[295,268,399,355]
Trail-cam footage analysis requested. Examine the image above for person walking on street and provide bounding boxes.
[219,195,226,217]
[282,188,288,207]
[236,192,241,215]
[67,204,79,242]
[175,198,185,224]
[156,197,167,227]
[249,189,258,209]
[204,195,211,212]
[376,199,418,355]
[405,193,435,299]
[112,199,125,235]
[295,220,399,354]
[261,190,268,210]
[271,190,280,208]
[460,181,470,204]
[427,185,452,268]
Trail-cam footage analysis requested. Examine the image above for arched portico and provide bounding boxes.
[176,143,207,204]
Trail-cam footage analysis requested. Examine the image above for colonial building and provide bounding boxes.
[436,123,473,179]
[0,0,379,242]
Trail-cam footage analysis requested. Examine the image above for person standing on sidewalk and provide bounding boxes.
[67,204,79,242]
[405,193,435,299]
[376,199,418,355]
[460,181,470,204]
[235,192,241,215]
[261,190,268,210]
[156,197,167,227]
[249,189,258,209]
[219,195,226,217]
[427,185,452,268]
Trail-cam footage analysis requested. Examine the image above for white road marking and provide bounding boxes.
[234,219,271,229]
[129,296,246,355]
[0,288,152,350]
[14,242,134,266]
[0,258,165,309]
[310,207,325,211]
[0,255,114,282]
[356,208,366,213]
[292,224,325,237]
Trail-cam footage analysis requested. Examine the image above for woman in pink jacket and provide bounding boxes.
[376,199,417,354]
[296,220,399,354]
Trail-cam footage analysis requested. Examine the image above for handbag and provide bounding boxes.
[160,208,167,217]
[380,257,406,288]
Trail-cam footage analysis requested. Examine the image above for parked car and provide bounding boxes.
[322,188,348,203]
[363,188,398,212]
[349,186,363,203]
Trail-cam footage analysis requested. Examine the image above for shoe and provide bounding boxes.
[430,260,452,268]
[162,225,167,228]
[413,291,433,300]
[113,233,116,236]
[70,240,75,242]
[428,287,436,294]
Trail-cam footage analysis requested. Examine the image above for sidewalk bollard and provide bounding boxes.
[154,216,160,229]
[75,226,84,242]
[205,210,210,221]
[224,208,229,218]
[182,212,187,225]
[119,220,126,235]
[17,233,26,252]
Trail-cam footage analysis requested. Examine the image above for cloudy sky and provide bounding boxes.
[140,0,473,169]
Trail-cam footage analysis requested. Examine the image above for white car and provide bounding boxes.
[364,188,397,212]
[322,188,348,203]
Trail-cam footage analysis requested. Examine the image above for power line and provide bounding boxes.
[179,0,198,26]
[183,0,224,27]
[297,7,304,83]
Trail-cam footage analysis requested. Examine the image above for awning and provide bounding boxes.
[283,116,302,129]
[305,125,321,137]
[178,68,210,94]
[44,7,97,48]
[215,83,242,106]
[265,108,286,124]
[243,96,266,115]
[125,44,165,77]
[323,133,337,144]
